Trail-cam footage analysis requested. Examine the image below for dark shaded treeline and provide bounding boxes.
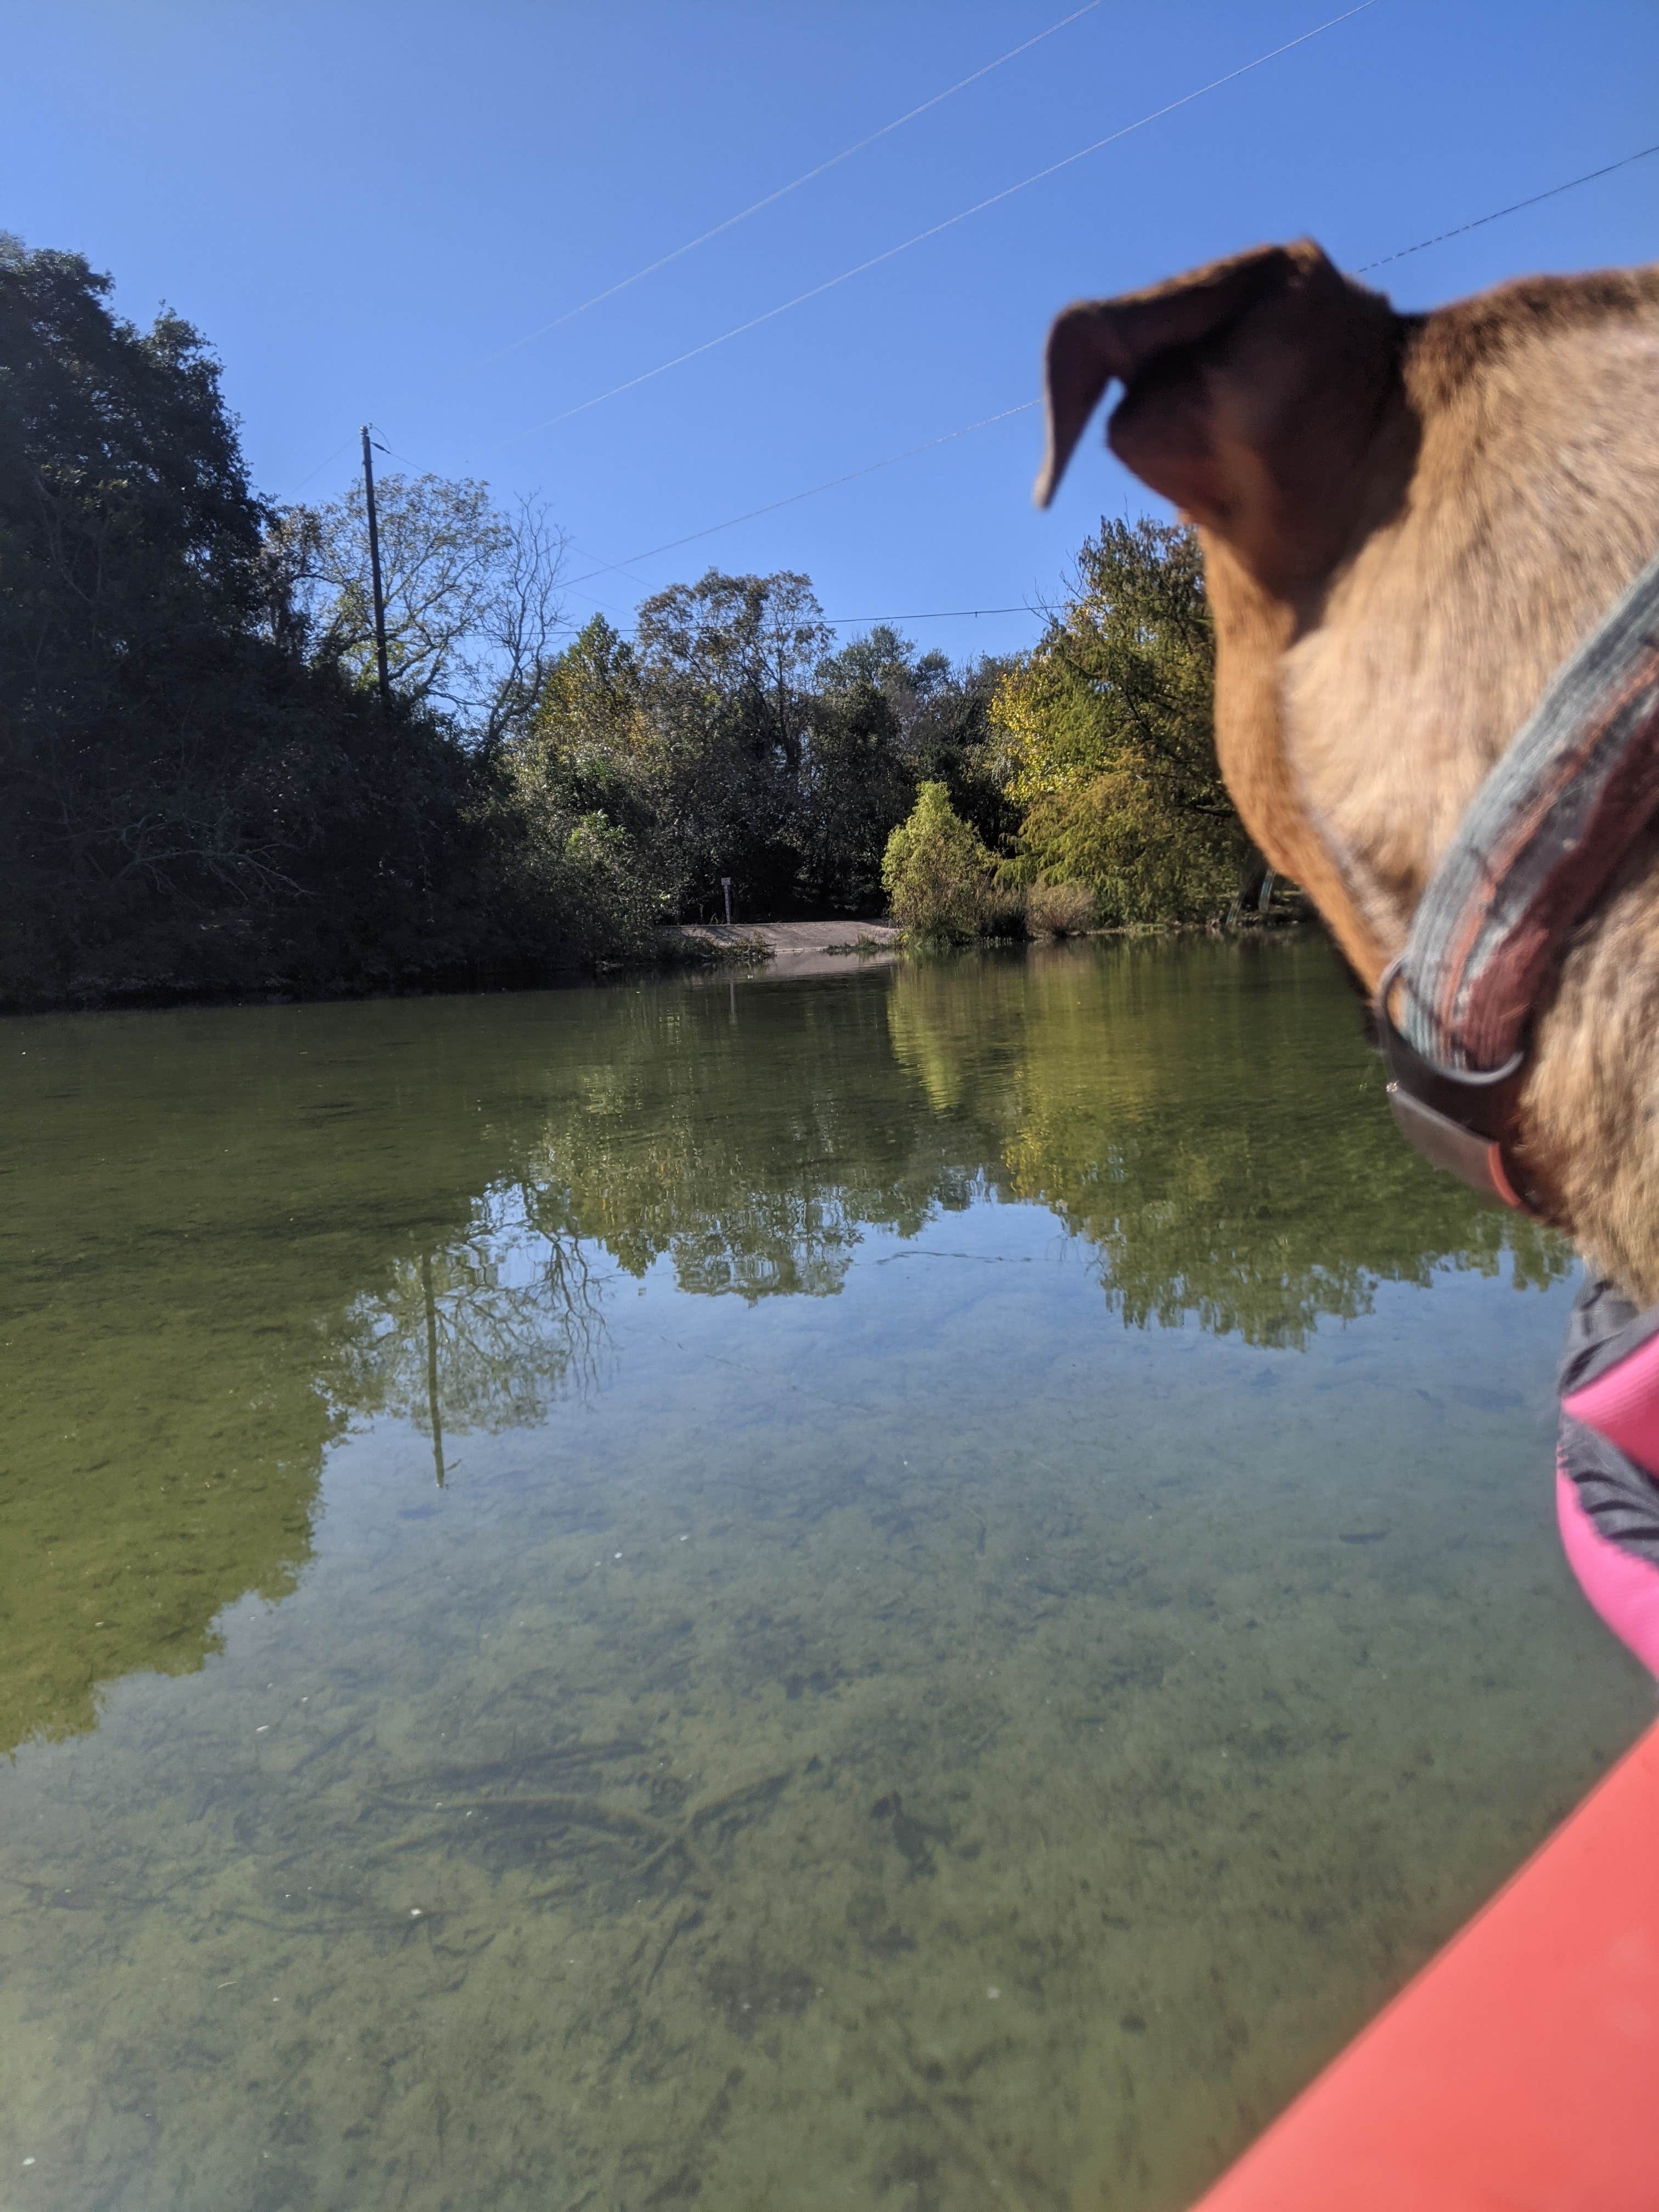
[1,239,503,1007]
[0,238,1011,1008]
[2,938,1561,1752]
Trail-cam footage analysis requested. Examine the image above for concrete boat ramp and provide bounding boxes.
[664,918,900,978]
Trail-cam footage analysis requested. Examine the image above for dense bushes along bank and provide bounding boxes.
[1,235,1268,1009]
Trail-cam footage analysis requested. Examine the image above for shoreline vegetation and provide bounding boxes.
[2,235,1295,1015]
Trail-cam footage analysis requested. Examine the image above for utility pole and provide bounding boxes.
[421,1252,447,1488]
[361,424,391,709]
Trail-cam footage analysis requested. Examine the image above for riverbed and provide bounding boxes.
[1,938,1648,2210]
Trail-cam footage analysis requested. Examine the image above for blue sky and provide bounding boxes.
[4,2,1655,661]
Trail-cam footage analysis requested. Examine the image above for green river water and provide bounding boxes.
[1,937,1650,2211]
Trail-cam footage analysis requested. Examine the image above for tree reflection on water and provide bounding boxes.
[335,1195,611,1480]
[2,936,1565,1751]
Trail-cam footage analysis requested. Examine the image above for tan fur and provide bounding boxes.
[1039,249,1659,1295]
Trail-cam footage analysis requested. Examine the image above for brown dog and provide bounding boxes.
[1037,243,1659,1297]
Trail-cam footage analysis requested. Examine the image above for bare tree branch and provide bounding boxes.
[275,473,568,748]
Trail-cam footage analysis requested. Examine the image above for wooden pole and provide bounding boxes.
[361,425,391,709]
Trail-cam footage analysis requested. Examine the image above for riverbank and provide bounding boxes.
[5,910,1311,1015]
[660,910,1303,976]
[659,918,901,976]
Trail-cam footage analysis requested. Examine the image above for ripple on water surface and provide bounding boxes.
[0,939,1648,2210]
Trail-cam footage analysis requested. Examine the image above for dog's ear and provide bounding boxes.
[1035,240,1402,590]
[1035,245,1293,508]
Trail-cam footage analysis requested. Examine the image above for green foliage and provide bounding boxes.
[804,628,1016,906]
[882,781,1005,941]
[1,233,1267,1009]
[631,567,828,915]
[0,235,513,1005]
[802,625,931,909]
[484,615,672,959]
[499,595,1009,933]
[994,519,1248,924]
[0,236,263,660]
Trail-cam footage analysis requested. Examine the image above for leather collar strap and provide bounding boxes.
[1376,544,1659,1216]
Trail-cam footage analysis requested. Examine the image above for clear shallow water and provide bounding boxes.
[0,938,1650,2212]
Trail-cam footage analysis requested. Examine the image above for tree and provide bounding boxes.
[485,615,675,959]
[992,520,1248,924]
[0,236,309,992]
[637,567,827,774]
[0,236,264,679]
[633,568,830,914]
[3,230,1279,1003]
[882,781,1002,940]
[286,471,568,753]
[522,614,655,809]
[898,648,1020,856]
[802,627,1016,910]
[0,236,529,1004]
[800,625,919,909]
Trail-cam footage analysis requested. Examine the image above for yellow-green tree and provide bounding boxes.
[881,780,1001,940]
[994,520,1247,923]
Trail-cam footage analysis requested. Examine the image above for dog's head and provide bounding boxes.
[1037,243,1659,989]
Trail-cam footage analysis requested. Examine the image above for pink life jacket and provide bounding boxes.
[1558,1278,1659,1675]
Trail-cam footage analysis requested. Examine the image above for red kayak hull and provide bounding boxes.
[1192,1720,1659,2212]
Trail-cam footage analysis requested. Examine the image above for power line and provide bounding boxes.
[502,2,1379,448]
[820,606,1032,625]
[475,0,1107,371]
[280,431,360,498]
[600,603,1039,640]
[287,117,1655,652]
[280,424,658,599]
[561,581,637,620]
[566,540,656,592]
[1358,141,1659,272]
[363,423,417,467]
[561,128,1655,610]
[277,420,415,501]
[560,402,1039,588]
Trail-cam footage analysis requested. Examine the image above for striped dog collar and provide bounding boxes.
[1376,544,1659,1217]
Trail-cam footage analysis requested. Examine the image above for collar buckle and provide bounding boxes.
[1374,957,1533,1213]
